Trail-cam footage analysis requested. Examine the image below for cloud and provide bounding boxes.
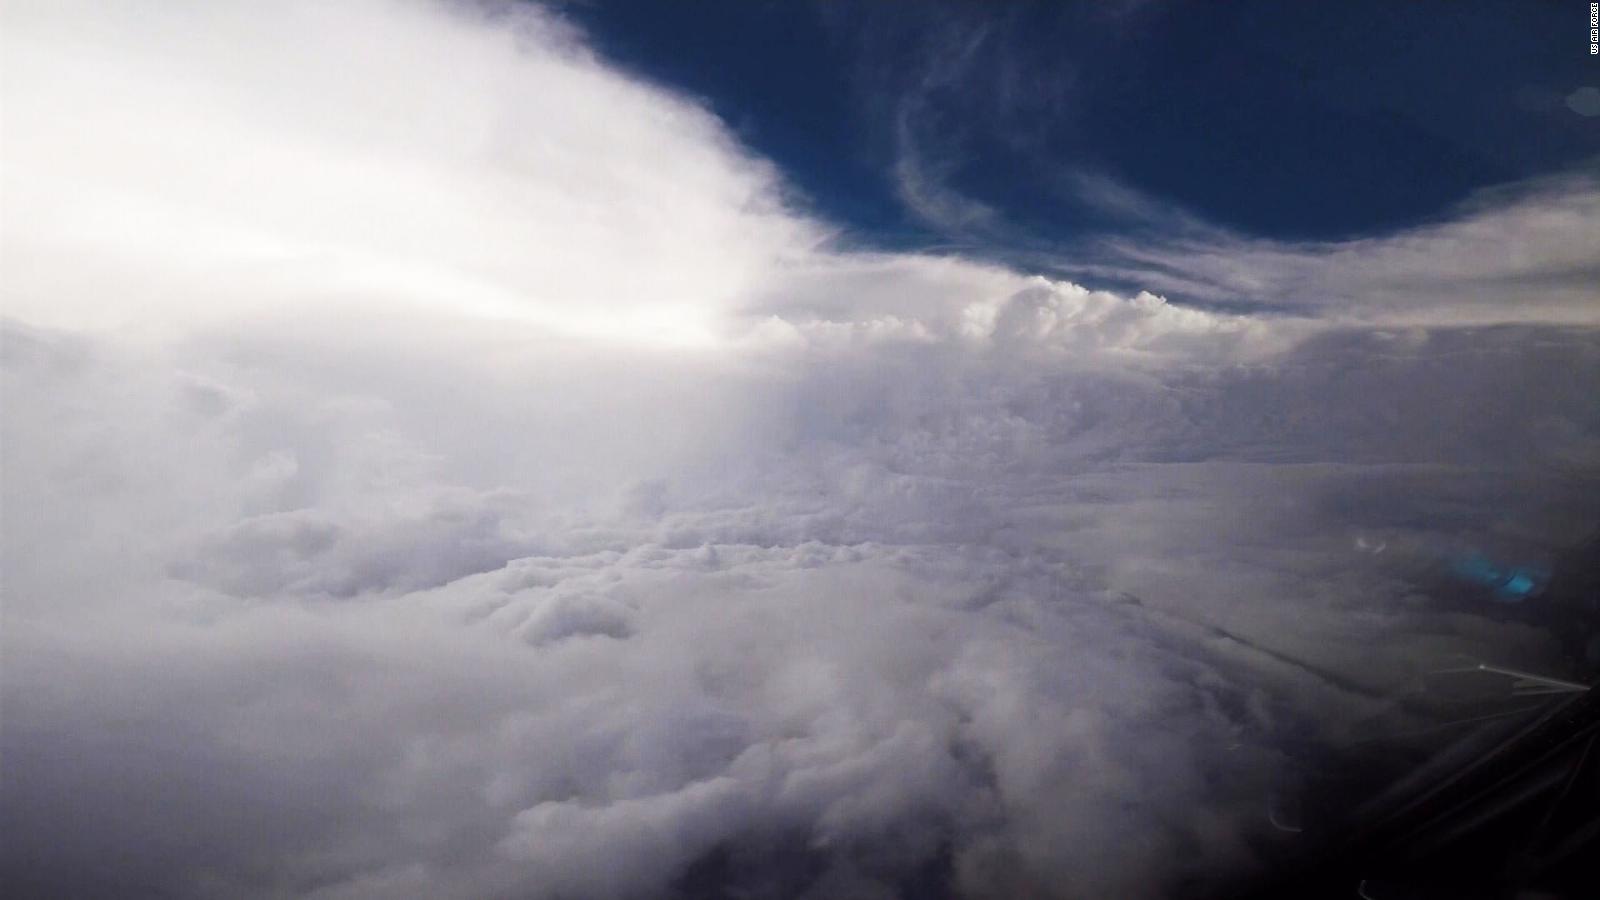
[3,2,1597,899]
[1064,166,1600,326]
[1,0,821,346]
[891,114,1001,236]
[826,5,1077,240]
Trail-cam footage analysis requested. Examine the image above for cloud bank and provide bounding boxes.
[3,2,1597,898]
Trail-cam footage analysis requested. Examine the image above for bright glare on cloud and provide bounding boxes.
[2,0,816,346]
[3,2,1598,899]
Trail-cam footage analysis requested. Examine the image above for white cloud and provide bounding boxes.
[1075,167,1600,327]
[3,2,1597,899]
[1,0,819,346]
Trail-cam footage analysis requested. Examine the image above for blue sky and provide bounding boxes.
[567,2,1596,248]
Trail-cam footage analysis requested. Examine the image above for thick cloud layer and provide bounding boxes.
[3,2,1598,898]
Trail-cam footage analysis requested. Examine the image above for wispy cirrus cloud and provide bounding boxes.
[1061,165,1600,326]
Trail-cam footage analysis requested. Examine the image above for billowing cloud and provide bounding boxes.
[1,0,820,346]
[3,2,1597,899]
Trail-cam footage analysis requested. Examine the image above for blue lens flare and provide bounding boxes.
[1451,554,1548,602]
